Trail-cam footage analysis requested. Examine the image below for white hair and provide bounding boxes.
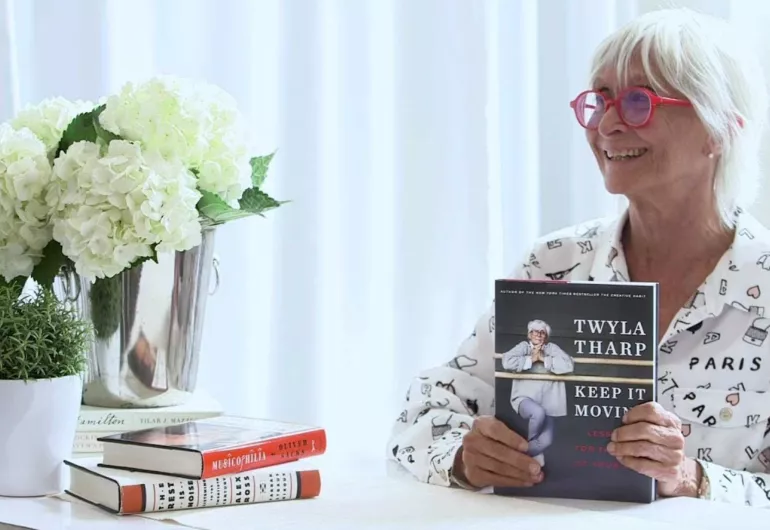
[588,8,768,228]
[527,319,551,336]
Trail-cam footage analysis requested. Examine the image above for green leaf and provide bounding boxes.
[56,104,121,156]
[57,109,99,156]
[0,276,27,299]
[92,104,121,145]
[239,187,284,215]
[250,151,276,188]
[197,188,287,226]
[30,240,67,289]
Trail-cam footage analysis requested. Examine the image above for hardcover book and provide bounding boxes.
[65,457,321,514]
[98,416,327,479]
[493,279,658,503]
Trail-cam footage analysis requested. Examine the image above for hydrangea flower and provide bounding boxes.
[48,140,202,279]
[10,97,94,154]
[0,124,54,281]
[99,76,251,206]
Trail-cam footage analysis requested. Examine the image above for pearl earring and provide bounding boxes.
[708,153,714,159]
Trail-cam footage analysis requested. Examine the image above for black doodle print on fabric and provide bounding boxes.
[547,239,562,250]
[751,476,770,502]
[578,240,593,254]
[681,391,717,426]
[577,224,600,238]
[413,409,430,424]
[685,291,706,309]
[394,445,416,464]
[729,382,746,391]
[657,371,678,395]
[698,448,713,462]
[747,414,762,428]
[529,253,541,268]
[757,253,770,270]
[740,228,755,240]
[743,317,770,346]
[465,398,479,415]
[746,446,760,460]
[545,263,580,281]
[435,379,456,395]
[764,419,770,437]
[426,398,450,409]
[720,279,728,295]
[687,321,703,334]
[447,355,478,370]
[660,340,678,354]
[488,315,495,332]
[704,332,721,344]
[397,410,407,423]
[431,415,453,439]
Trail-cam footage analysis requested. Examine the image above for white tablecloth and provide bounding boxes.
[1,452,767,530]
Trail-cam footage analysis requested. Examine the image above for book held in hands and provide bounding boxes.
[493,279,658,503]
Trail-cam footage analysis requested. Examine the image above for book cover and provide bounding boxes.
[493,279,658,503]
[64,457,321,514]
[77,391,223,433]
[98,416,327,479]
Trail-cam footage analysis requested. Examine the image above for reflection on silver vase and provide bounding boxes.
[56,228,219,408]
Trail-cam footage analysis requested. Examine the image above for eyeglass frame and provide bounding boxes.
[569,87,692,129]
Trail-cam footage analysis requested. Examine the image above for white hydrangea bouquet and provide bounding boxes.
[0,76,283,291]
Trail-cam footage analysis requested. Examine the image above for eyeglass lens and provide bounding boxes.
[578,89,652,128]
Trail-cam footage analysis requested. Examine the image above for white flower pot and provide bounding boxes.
[0,375,82,497]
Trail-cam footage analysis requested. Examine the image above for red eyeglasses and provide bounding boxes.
[570,87,691,129]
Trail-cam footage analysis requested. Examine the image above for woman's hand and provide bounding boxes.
[607,401,701,497]
[453,416,544,488]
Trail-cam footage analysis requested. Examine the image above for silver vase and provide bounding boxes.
[55,228,219,408]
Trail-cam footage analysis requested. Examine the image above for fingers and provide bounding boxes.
[614,455,680,483]
[462,446,541,487]
[623,402,681,430]
[459,416,544,489]
[474,416,528,452]
[607,439,683,467]
[612,421,685,450]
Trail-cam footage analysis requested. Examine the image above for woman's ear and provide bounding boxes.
[704,136,722,158]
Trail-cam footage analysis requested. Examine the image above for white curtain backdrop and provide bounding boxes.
[1,0,768,459]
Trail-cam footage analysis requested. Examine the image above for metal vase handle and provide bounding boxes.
[209,255,221,295]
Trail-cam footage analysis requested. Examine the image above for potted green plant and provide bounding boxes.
[0,284,92,497]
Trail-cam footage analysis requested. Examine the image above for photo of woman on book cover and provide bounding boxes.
[501,319,575,467]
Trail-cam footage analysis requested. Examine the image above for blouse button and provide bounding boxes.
[719,407,733,422]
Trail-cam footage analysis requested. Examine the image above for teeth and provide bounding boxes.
[604,148,647,160]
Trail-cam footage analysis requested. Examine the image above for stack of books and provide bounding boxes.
[73,391,224,455]
[64,415,327,514]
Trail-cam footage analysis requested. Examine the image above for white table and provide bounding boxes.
[1,452,767,530]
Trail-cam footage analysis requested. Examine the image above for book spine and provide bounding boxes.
[120,469,321,514]
[77,411,222,432]
[201,429,327,478]
[72,431,123,453]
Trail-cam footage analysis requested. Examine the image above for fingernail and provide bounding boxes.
[611,430,617,441]
[530,463,540,474]
[622,413,628,423]
[607,442,615,454]
[519,442,528,452]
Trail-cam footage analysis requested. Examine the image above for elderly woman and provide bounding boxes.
[388,8,770,507]
[501,320,574,467]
